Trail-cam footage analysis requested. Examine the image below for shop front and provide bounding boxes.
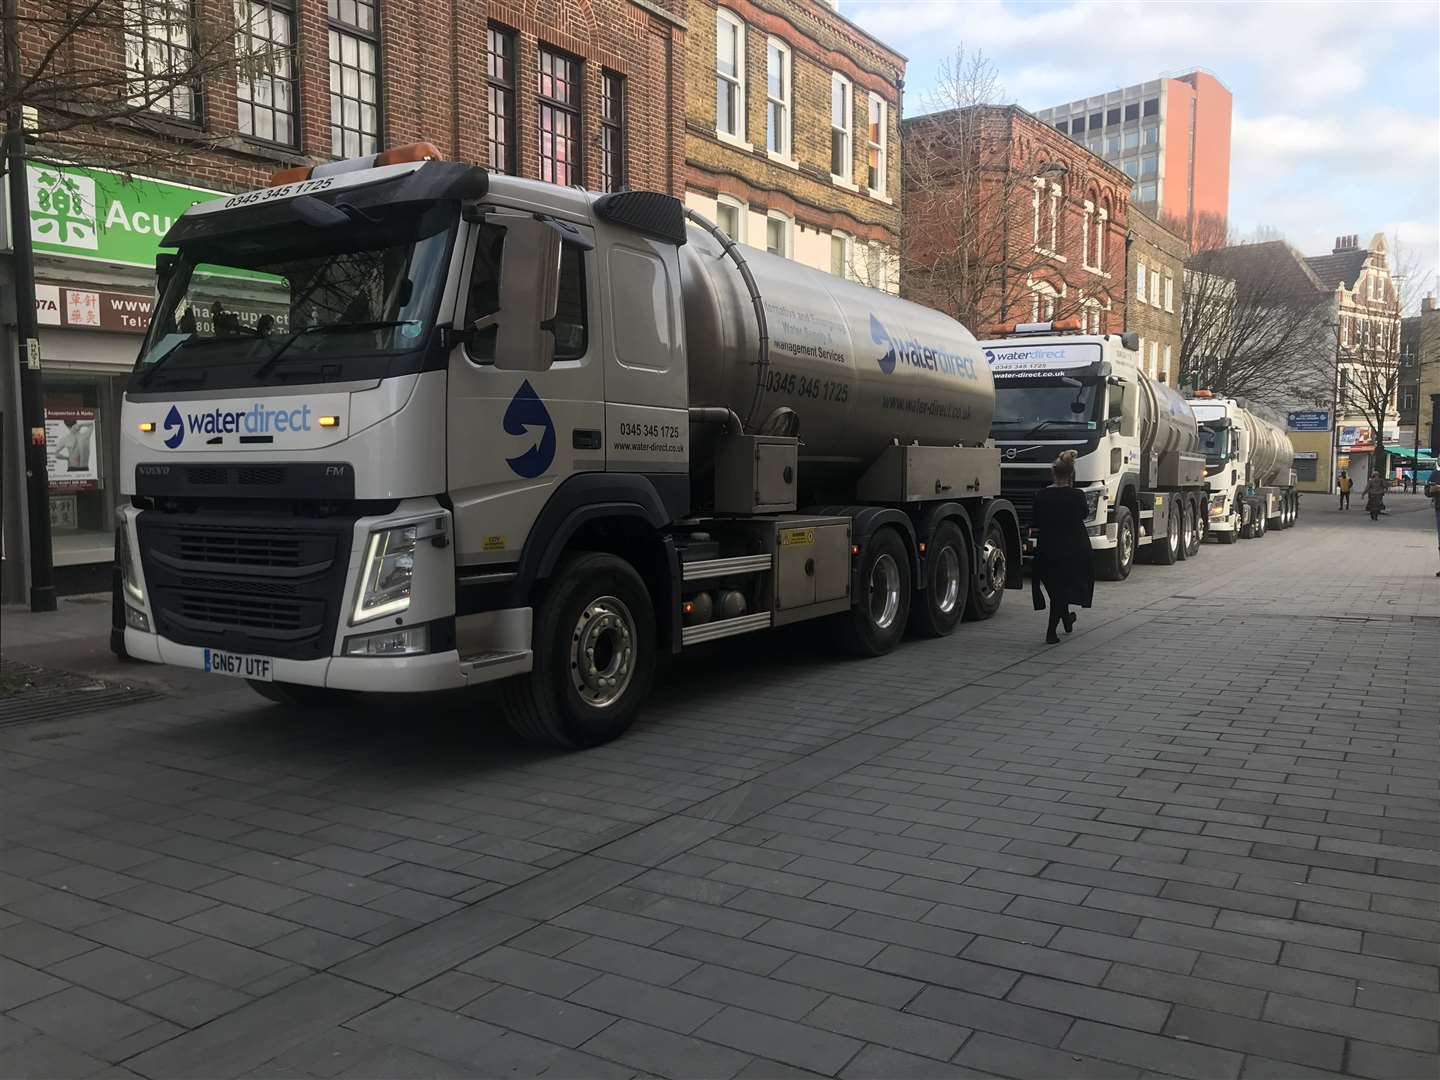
[2,163,224,602]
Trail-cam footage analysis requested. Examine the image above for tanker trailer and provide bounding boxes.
[1189,393,1300,541]
[117,148,1021,750]
[980,322,1207,582]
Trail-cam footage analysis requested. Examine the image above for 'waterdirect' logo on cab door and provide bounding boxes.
[503,380,556,478]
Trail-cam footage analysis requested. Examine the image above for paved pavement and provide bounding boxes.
[2,495,1437,1079]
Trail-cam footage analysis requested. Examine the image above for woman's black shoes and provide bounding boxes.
[1062,613,1076,634]
[1045,631,1061,644]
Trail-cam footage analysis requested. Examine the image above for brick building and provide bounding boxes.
[682,0,903,291]
[2,0,686,602]
[901,105,1130,334]
[1125,207,1186,386]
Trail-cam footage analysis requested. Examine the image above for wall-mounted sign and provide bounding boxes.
[1338,426,1370,448]
[1287,410,1330,432]
[35,283,153,334]
[26,162,224,268]
[46,407,101,492]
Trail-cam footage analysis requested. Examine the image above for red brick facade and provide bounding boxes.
[902,106,1131,333]
[13,0,685,195]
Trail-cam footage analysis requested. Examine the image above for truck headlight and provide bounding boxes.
[116,520,145,605]
[352,525,417,623]
[344,625,429,656]
[1083,489,1103,521]
[1208,494,1228,519]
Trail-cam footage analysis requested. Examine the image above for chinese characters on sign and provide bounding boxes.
[35,284,154,334]
[45,408,102,492]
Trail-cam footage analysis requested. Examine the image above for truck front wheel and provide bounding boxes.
[909,521,968,638]
[1096,506,1135,581]
[836,527,912,656]
[502,552,656,749]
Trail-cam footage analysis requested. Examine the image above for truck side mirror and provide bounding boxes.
[491,216,563,373]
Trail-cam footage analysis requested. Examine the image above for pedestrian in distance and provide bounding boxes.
[1426,473,1440,577]
[1364,471,1387,521]
[1031,449,1094,644]
[1337,470,1352,510]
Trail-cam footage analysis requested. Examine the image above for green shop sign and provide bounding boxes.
[26,162,226,268]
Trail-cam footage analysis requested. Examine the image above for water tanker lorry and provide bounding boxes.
[116,145,1021,748]
[979,323,1209,581]
[1188,394,1299,541]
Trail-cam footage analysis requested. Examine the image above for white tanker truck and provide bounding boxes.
[115,144,1020,748]
[1187,393,1299,541]
[979,323,1207,581]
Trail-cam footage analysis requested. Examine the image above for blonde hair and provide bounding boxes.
[1052,449,1078,482]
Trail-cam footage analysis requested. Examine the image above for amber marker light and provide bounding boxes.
[139,421,156,433]
[318,415,341,428]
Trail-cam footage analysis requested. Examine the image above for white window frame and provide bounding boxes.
[1162,344,1172,383]
[715,194,746,244]
[1136,261,1147,301]
[865,92,888,197]
[1081,200,1094,269]
[1032,177,1044,247]
[1029,282,1057,322]
[765,37,792,163]
[866,241,895,292]
[830,72,854,186]
[1094,207,1107,273]
[1149,267,1161,306]
[1149,340,1159,376]
[1048,183,1060,253]
[715,9,747,145]
[765,209,791,258]
[830,230,853,280]
[1164,272,1174,312]
[1138,337,1146,372]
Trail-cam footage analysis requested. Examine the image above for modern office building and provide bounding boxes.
[1034,70,1231,244]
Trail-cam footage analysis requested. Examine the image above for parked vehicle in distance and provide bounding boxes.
[116,143,1022,749]
[1188,393,1299,542]
[980,321,1207,581]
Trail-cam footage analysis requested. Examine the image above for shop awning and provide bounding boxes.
[1382,445,1436,466]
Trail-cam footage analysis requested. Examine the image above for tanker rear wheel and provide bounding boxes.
[1149,502,1180,566]
[1181,498,1201,559]
[962,519,1007,622]
[835,527,911,657]
[909,521,968,639]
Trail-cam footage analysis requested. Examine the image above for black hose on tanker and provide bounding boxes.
[684,209,770,433]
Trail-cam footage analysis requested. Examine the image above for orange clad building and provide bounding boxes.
[1034,70,1232,246]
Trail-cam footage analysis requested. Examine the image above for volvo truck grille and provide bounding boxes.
[137,514,355,660]
[999,467,1053,527]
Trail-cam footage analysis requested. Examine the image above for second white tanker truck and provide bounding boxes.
[980,323,1207,581]
[115,144,1021,748]
[1187,393,1299,541]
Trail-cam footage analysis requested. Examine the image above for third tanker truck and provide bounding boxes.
[1187,393,1299,541]
[114,143,1020,749]
[979,322,1207,581]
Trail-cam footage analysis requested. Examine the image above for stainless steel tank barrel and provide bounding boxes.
[1138,372,1200,459]
[1237,404,1294,485]
[679,226,994,477]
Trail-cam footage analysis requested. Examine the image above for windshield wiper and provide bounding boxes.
[1024,419,1090,436]
[252,320,418,379]
[138,334,248,386]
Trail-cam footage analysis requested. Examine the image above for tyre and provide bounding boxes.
[1096,505,1135,581]
[908,521,969,638]
[1240,503,1255,539]
[963,518,1008,622]
[1217,523,1237,544]
[1184,498,1202,558]
[500,552,655,749]
[248,681,355,707]
[1255,509,1268,538]
[1195,501,1210,546]
[1150,502,1179,566]
[836,527,912,654]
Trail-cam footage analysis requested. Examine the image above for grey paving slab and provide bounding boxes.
[2,507,1438,1080]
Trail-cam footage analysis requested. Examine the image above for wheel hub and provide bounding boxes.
[569,595,636,709]
[980,536,1005,602]
[869,554,901,630]
[937,547,962,615]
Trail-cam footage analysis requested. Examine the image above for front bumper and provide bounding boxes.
[123,629,467,692]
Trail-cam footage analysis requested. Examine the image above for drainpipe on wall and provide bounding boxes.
[1122,229,1135,332]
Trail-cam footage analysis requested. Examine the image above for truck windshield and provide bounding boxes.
[992,383,1099,434]
[1199,425,1230,461]
[130,201,455,392]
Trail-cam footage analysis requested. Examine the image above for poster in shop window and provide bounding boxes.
[45,408,101,492]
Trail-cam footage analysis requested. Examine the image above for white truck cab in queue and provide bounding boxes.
[980,321,1208,581]
[117,144,1022,748]
[1187,392,1300,542]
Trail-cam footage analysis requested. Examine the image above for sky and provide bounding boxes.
[842,0,1440,309]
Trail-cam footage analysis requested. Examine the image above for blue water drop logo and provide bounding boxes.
[871,313,896,375]
[162,404,184,449]
[503,380,556,478]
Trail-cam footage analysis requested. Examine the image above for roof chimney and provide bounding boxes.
[1333,235,1349,253]
[1424,293,1438,313]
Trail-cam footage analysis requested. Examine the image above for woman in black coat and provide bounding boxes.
[1031,450,1095,643]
